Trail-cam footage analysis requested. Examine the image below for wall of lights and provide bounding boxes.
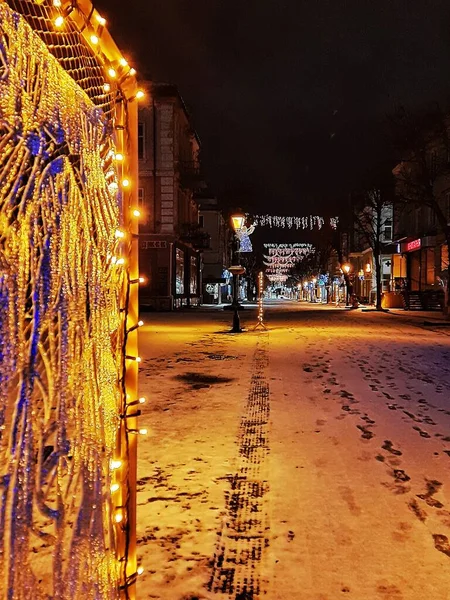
[0,1,143,598]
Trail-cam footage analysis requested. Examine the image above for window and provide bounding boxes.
[383,220,392,242]
[138,122,145,160]
[199,215,204,228]
[429,206,437,229]
[190,256,198,294]
[175,249,185,294]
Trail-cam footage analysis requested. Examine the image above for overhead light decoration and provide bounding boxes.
[250,214,339,230]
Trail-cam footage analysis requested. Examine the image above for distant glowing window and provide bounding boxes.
[190,256,198,294]
[176,248,185,294]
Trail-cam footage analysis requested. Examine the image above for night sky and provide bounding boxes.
[95,0,450,217]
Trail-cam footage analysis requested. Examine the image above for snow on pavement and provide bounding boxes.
[136,303,450,600]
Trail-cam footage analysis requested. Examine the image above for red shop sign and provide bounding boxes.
[406,238,421,252]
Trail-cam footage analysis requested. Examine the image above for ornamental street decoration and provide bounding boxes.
[0,2,140,598]
[236,223,255,252]
[251,214,339,230]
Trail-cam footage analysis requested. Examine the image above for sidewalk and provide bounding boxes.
[135,304,450,600]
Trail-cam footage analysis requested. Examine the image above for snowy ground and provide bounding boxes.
[136,302,450,600]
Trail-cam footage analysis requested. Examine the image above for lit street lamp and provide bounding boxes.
[341,263,352,306]
[229,212,246,333]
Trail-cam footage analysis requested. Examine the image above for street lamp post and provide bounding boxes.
[342,263,351,306]
[229,212,246,333]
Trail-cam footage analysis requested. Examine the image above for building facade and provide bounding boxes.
[197,194,232,304]
[138,83,207,310]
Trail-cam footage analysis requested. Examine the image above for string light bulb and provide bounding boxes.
[115,229,125,239]
[121,178,130,188]
[90,34,99,45]
[95,13,106,25]
[114,512,124,523]
[52,0,61,6]
[110,459,122,471]
[126,397,146,408]
[136,90,145,100]
[129,68,136,76]
[103,83,111,93]
[108,68,117,78]
[116,257,125,266]
[125,355,141,362]
[114,152,124,161]
[132,209,141,218]
[137,567,144,576]
[119,58,128,67]
[127,320,144,333]
[54,15,64,27]
[110,483,120,493]
[129,428,148,435]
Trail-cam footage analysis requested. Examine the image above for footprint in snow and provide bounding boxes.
[412,426,431,438]
[417,479,444,508]
[408,498,427,522]
[382,440,402,456]
[433,534,450,557]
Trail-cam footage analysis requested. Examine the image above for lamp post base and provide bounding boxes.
[230,306,242,333]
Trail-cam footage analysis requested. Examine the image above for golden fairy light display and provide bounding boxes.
[0,0,141,598]
[254,271,267,330]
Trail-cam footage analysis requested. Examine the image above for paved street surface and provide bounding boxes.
[136,302,450,600]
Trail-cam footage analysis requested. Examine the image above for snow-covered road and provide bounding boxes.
[136,302,450,600]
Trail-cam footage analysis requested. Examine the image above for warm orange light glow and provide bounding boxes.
[342,263,351,274]
[121,178,130,188]
[231,214,245,231]
[108,68,117,78]
[95,13,106,25]
[90,35,99,45]
[136,90,145,100]
[54,15,64,28]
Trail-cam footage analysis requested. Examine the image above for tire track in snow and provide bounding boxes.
[209,335,270,599]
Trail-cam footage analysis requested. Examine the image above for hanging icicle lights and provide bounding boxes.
[0,1,144,598]
[251,215,339,230]
[263,243,314,283]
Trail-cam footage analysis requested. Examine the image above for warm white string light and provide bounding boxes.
[251,214,339,230]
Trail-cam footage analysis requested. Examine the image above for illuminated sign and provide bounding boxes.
[406,238,421,252]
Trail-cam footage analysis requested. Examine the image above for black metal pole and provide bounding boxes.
[230,234,243,332]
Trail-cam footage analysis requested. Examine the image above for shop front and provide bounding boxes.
[400,237,437,292]
[173,244,201,308]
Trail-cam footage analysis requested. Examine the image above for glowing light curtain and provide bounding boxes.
[0,4,123,598]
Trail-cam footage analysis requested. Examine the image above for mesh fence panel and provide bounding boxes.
[6,0,118,120]
[0,1,128,598]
